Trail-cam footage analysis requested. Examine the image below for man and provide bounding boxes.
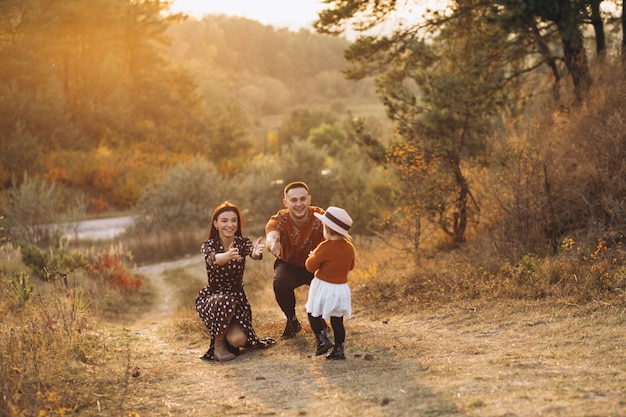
[266,181,326,339]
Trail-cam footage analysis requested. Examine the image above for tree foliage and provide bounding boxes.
[137,159,227,232]
[166,15,357,110]
[0,2,377,212]
[319,1,518,247]
[275,109,338,146]
[315,0,623,253]
[1,174,86,246]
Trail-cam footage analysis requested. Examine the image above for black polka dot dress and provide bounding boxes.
[195,236,260,359]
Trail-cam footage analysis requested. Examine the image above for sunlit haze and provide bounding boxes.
[168,0,451,37]
[168,0,325,30]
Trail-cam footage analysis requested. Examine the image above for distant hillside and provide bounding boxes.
[166,15,378,116]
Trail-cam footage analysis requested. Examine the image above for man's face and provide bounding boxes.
[283,187,311,222]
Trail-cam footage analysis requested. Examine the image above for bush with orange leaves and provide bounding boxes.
[86,248,143,294]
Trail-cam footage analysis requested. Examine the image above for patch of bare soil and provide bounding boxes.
[114,259,625,417]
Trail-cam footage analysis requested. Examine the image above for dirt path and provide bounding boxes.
[117,260,626,417]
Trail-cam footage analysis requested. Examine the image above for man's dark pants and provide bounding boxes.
[273,260,314,320]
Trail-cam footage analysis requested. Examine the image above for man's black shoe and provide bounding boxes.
[280,318,302,340]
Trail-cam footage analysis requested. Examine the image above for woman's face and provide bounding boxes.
[214,210,238,241]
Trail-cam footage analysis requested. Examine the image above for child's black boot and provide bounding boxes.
[326,344,346,360]
[315,330,333,356]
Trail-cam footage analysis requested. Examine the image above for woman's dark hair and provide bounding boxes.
[208,201,243,240]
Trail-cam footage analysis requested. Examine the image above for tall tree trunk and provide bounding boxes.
[589,0,606,59]
[450,155,469,247]
[530,21,561,100]
[557,14,592,101]
[555,0,592,102]
[560,34,592,101]
[622,0,626,62]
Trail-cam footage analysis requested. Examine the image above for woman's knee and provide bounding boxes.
[226,323,247,348]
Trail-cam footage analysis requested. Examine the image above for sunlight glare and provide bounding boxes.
[168,0,325,29]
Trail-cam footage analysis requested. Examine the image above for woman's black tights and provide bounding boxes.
[308,314,345,345]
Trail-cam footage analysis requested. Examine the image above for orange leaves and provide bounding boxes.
[386,142,437,182]
[43,167,69,184]
[87,250,143,294]
[93,165,116,190]
[42,143,191,210]
[90,196,108,214]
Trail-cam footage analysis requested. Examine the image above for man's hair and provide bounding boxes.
[283,181,309,197]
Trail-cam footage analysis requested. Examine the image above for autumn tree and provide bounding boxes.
[137,159,227,232]
[276,109,338,147]
[204,101,255,176]
[491,0,594,102]
[317,1,519,248]
[315,0,620,252]
[0,0,219,208]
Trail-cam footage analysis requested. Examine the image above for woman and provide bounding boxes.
[196,201,274,362]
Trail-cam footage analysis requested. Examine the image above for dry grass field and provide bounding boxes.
[2,240,625,417]
[112,252,626,417]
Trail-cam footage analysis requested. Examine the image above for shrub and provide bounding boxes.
[1,174,65,246]
[10,272,34,304]
[232,154,283,235]
[86,248,143,293]
[1,174,87,247]
[136,159,227,232]
[277,139,336,208]
[0,275,130,417]
[353,234,626,315]
[20,243,90,282]
[485,65,626,259]
[0,120,40,188]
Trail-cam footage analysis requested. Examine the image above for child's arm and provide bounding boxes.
[305,243,324,272]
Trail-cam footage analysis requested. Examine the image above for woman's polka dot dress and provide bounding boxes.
[195,235,260,357]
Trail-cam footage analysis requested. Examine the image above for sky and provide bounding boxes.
[168,0,325,31]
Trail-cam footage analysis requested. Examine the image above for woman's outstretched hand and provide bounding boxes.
[225,242,242,261]
[252,237,264,259]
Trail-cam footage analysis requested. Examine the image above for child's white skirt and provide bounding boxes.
[305,277,351,318]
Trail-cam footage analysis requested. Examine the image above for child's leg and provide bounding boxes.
[308,313,325,334]
[330,316,345,345]
[327,316,346,360]
[308,313,333,355]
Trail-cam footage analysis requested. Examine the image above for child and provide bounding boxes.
[305,206,355,360]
